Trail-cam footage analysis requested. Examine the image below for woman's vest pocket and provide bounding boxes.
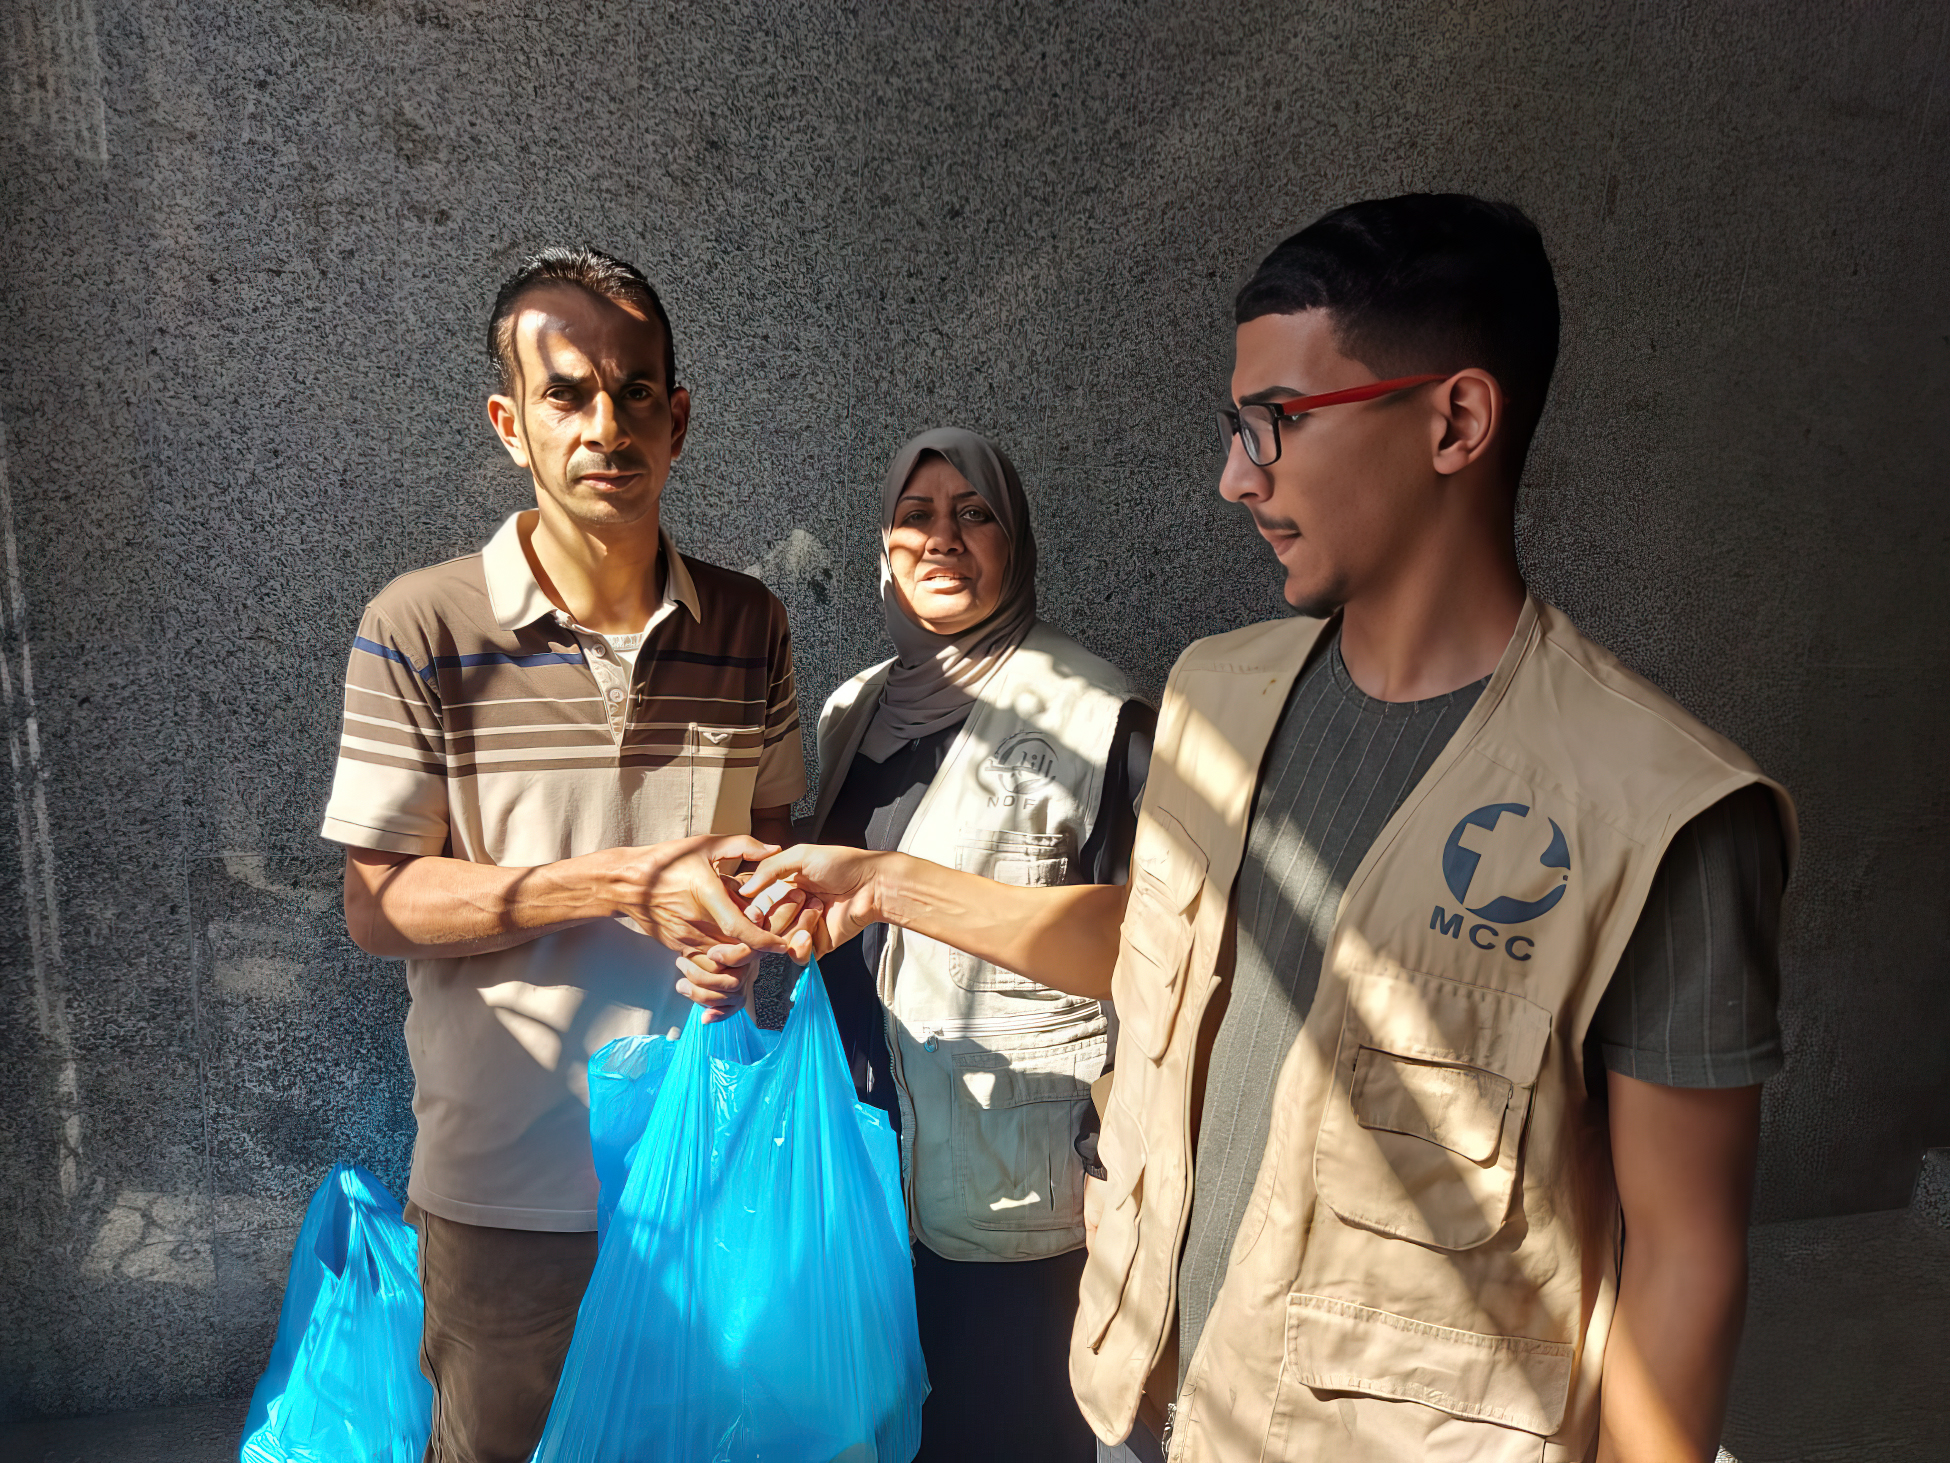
[1314,968,1551,1250]
[949,830,1073,993]
[949,1022,1106,1233]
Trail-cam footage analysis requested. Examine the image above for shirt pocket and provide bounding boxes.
[1113,809,1208,1062]
[1313,968,1552,1251]
[950,830,1073,993]
[950,1026,1106,1233]
[685,721,763,834]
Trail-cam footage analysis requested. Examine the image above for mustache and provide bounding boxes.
[1247,507,1300,535]
[567,449,645,477]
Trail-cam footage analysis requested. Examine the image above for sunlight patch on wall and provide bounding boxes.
[4,0,107,164]
[81,1191,214,1288]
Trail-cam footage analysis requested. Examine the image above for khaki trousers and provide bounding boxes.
[407,1205,599,1463]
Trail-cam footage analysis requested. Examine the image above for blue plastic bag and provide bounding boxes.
[239,1163,432,1463]
[536,962,927,1463]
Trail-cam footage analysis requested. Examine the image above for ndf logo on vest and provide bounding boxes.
[1431,802,1571,962]
[980,730,1060,808]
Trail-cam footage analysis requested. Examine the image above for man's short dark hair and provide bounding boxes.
[488,245,676,392]
[1236,194,1560,478]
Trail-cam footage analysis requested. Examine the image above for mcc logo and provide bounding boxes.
[1430,802,1571,962]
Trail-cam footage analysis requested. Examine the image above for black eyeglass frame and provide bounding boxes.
[1216,373,1449,466]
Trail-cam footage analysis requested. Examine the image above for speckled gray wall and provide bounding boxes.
[2,0,1945,1422]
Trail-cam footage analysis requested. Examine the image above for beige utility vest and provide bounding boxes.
[813,622,1133,1261]
[1070,598,1795,1462]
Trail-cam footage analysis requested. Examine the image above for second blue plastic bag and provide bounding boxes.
[535,961,926,1463]
[238,1163,431,1463]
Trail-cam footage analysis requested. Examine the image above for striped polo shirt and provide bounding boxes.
[320,511,805,1231]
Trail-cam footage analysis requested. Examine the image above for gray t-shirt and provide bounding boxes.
[1175,635,1785,1377]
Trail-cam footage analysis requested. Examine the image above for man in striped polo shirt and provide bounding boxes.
[321,247,809,1462]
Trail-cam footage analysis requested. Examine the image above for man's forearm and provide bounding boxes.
[872,852,1127,998]
[344,849,611,959]
[348,834,793,963]
[1597,1233,1749,1462]
[1598,1075,1762,1463]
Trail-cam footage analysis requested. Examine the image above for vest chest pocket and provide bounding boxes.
[1314,969,1551,1251]
[950,1027,1106,1232]
[951,830,1072,993]
[1114,810,1208,1061]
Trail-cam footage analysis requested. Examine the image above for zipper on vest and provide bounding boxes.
[915,1002,1100,1052]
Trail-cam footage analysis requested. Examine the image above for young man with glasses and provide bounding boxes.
[725,194,1793,1462]
[321,246,812,1462]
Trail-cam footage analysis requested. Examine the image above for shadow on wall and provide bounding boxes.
[3,0,1949,1430]
[0,854,415,1420]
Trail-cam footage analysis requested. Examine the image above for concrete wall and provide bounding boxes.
[2,0,1945,1422]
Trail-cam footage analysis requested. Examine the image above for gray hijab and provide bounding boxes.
[860,427,1039,762]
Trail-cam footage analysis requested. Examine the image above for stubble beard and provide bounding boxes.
[1286,576,1350,620]
[1250,507,1349,620]
[539,450,662,530]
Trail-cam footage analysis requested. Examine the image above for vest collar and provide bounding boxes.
[810,661,894,837]
[1428,592,1543,763]
[1201,596,1541,693]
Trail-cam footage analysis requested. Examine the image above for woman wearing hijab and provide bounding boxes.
[812,428,1152,1462]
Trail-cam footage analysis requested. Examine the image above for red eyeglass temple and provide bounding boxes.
[1269,373,1449,418]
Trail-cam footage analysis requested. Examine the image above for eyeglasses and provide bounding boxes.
[1216,373,1448,466]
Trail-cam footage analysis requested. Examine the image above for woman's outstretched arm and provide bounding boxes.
[678,844,1129,1005]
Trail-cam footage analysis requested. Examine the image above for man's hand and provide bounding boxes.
[583,833,799,957]
[738,842,1126,1000]
[343,834,801,962]
[673,882,819,1021]
[675,946,759,1020]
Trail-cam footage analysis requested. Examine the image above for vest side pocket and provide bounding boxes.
[1313,968,1551,1251]
[1077,1113,1147,1352]
[1281,1293,1572,1439]
[949,1026,1106,1235]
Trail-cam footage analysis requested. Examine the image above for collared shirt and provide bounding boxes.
[320,511,805,1230]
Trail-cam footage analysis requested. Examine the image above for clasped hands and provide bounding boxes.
[658,840,884,1021]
